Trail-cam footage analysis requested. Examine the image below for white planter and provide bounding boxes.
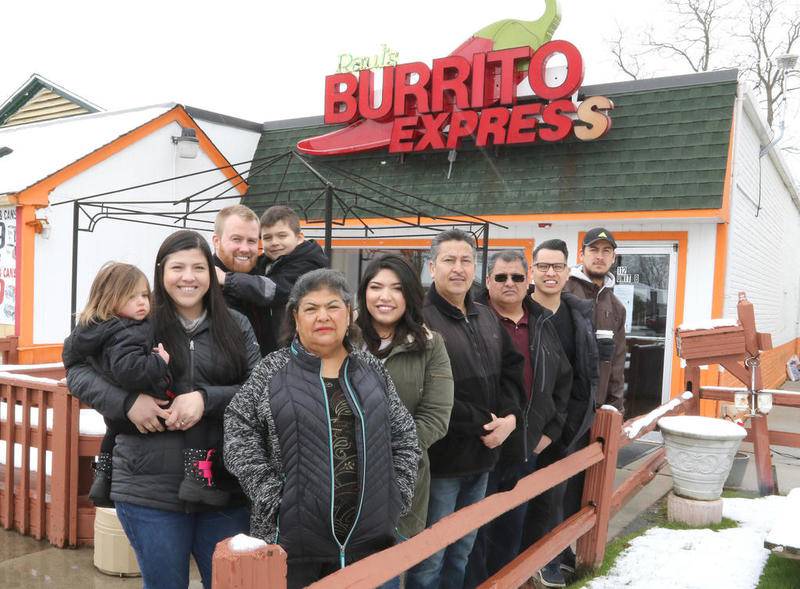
[658,416,746,501]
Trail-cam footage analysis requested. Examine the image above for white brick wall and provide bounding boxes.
[725,98,800,347]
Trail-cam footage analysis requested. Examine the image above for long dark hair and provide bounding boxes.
[152,230,248,384]
[356,254,426,356]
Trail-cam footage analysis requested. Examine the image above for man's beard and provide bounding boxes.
[585,266,609,281]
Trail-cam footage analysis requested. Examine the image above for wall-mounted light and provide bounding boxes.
[27,207,52,239]
[172,127,199,159]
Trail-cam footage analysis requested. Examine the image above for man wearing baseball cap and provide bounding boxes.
[564,228,626,412]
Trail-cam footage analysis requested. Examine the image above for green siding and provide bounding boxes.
[244,79,736,219]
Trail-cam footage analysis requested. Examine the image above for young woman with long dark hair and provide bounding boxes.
[65,230,260,589]
[355,254,454,540]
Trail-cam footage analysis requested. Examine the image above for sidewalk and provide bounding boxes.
[2,384,798,587]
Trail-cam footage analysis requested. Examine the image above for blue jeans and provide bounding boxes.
[405,472,489,589]
[465,456,539,587]
[115,502,250,589]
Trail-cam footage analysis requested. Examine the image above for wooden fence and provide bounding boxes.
[0,368,101,547]
[212,391,696,589]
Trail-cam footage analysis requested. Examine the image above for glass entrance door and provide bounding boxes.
[613,245,678,416]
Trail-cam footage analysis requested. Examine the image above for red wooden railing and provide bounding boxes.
[211,391,697,589]
[0,368,102,547]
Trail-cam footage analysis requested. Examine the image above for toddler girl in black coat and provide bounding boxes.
[63,262,226,507]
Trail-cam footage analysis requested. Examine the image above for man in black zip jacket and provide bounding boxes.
[465,250,573,587]
[406,230,524,589]
[521,239,599,589]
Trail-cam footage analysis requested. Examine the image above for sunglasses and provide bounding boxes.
[492,273,527,283]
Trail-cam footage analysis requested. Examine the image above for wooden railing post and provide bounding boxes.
[751,414,776,495]
[576,408,623,570]
[212,539,287,589]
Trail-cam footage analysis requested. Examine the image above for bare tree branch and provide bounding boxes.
[610,24,643,80]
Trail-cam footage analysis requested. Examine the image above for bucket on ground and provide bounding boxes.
[93,507,141,577]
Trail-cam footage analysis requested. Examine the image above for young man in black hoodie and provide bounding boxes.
[521,239,599,588]
[465,249,573,587]
[257,205,328,353]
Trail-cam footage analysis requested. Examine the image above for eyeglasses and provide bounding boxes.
[533,263,567,272]
[492,273,527,283]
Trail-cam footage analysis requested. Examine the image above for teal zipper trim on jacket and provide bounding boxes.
[317,374,343,567]
[340,358,367,569]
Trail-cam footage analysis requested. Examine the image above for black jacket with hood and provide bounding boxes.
[213,254,276,357]
[422,283,525,478]
[540,292,600,462]
[62,317,170,398]
[65,310,261,512]
[256,240,328,354]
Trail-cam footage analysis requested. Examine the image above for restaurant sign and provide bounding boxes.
[298,40,613,156]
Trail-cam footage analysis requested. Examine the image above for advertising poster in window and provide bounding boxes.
[0,206,16,326]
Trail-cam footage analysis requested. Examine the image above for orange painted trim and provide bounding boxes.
[16,344,63,365]
[17,106,246,207]
[14,106,247,351]
[18,206,37,348]
[711,223,728,318]
[173,108,248,197]
[301,208,726,230]
[719,110,736,224]
[576,231,689,400]
[330,237,536,268]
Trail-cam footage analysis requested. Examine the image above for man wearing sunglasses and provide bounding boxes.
[465,249,573,587]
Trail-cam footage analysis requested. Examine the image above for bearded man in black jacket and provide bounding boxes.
[212,205,276,356]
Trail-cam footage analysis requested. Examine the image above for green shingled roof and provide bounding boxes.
[243,71,736,219]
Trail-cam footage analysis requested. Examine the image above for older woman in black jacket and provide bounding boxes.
[224,268,420,589]
[65,231,260,589]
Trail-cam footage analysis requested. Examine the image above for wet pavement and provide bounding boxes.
[0,529,203,588]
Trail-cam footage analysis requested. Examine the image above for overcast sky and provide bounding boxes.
[2,0,798,173]
[2,0,689,122]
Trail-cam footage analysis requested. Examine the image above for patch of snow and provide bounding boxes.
[1,401,105,435]
[658,416,747,439]
[0,372,61,386]
[623,393,693,439]
[762,489,800,549]
[0,362,63,372]
[229,534,267,553]
[677,318,739,332]
[588,495,788,589]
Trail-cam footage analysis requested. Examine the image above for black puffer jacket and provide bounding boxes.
[552,292,599,453]
[65,310,261,511]
[422,284,524,478]
[257,240,328,353]
[62,317,170,397]
[224,343,420,564]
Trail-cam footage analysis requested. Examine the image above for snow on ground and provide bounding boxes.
[585,494,791,589]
